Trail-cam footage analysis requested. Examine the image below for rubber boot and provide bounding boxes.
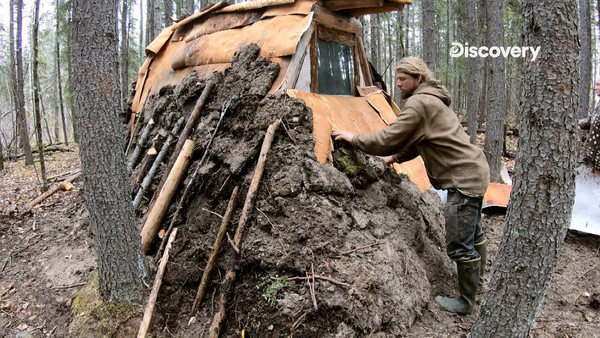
[475,241,487,290]
[435,259,480,314]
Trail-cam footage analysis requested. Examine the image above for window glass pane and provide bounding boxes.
[317,39,354,96]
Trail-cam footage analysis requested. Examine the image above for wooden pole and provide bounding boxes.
[133,117,185,209]
[127,118,155,171]
[152,79,215,202]
[22,172,81,213]
[137,227,179,338]
[208,119,281,337]
[233,119,282,246]
[191,186,239,315]
[140,139,194,254]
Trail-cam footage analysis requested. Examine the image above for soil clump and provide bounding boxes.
[129,44,451,337]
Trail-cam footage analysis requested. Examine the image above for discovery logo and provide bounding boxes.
[450,42,541,61]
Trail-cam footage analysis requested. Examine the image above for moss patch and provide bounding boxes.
[333,143,379,188]
[70,275,141,337]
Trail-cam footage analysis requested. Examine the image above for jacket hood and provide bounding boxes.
[410,81,452,107]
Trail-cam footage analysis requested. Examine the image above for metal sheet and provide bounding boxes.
[174,14,311,68]
[571,165,600,235]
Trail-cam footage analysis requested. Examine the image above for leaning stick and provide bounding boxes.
[208,119,281,338]
[137,227,179,338]
[152,79,215,203]
[190,186,239,315]
[233,119,282,246]
[127,118,155,171]
[22,172,81,213]
[154,102,230,257]
[133,117,185,209]
[140,139,195,254]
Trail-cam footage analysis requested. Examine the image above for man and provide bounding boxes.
[333,57,490,314]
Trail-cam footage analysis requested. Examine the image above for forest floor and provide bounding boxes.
[0,138,599,337]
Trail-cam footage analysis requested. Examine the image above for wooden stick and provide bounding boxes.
[338,240,387,256]
[127,118,155,171]
[154,102,230,257]
[140,139,194,254]
[208,120,281,337]
[191,186,239,315]
[131,149,156,193]
[208,270,236,338]
[270,275,351,287]
[137,228,179,338]
[133,117,185,209]
[22,172,81,213]
[309,263,318,310]
[152,79,215,204]
[233,119,282,246]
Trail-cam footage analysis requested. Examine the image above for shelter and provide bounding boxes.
[130,0,509,209]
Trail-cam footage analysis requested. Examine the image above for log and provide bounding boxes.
[128,118,155,171]
[137,227,179,338]
[208,120,281,337]
[22,172,81,213]
[190,186,240,315]
[140,139,195,254]
[152,79,215,203]
[133,117,185,209]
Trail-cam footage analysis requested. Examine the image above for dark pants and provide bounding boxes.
[444,189,485,262]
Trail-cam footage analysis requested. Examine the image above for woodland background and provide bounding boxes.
[1,0,599,172]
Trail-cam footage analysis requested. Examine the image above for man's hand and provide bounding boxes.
[332,130,355,143]
[378,155,395,165]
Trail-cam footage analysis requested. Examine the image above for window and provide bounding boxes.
[317,39,355,96]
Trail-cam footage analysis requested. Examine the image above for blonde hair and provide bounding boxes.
[395,57,436,83]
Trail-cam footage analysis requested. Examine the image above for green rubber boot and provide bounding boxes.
[435,259,480,314]
[475,241,487,289]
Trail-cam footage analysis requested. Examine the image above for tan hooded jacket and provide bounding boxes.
[351,81,490,197]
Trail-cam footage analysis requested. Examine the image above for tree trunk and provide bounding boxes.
[15,0,33,165]
[477,0,487,129]
[32,0,48,191]
[483,0,506,183]
[139,0,144,57]
[422,0,437,73]
[183,0,194,16]
[393,11,404,105]
[55,0,69,146]
[8,0,20,154]
[578,0,592,119]
[72,0,147,304]
[120,0,129,112]
[0,128,4,170]
[41,96,54,145]
[164,0,173,28]
[153,0,162,38]
[467,0,482,144]
[471,0,579,336]
[370,15,380,72]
